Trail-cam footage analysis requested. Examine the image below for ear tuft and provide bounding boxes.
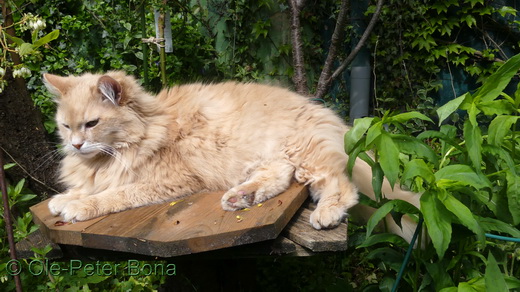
[98,75,124,106]
[43,73,70,97]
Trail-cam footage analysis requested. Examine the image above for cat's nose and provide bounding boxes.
[72,143,83,150]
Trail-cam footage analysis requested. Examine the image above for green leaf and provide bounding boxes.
[440,192,485,244]
[17,43,35,57]
[3,33,25,45]
[436,93,469,125]
[421,190,452,258]
[479,217,520,238]
[506,171,520,225]
[475,53,520,103]
[344,117,373,153]
[3,163,16,170]
[391,134,438,164]
[366,200,396,238]
[435,164,491,189]
[487,115,519,147]
[371,162,384,202]
[376,132,399,188]
[463,119,482,171]
[359,233,409,249]
[402,159,436,184]
[485,252,507,292]
[365,120,383,147]
[14,178,25,195]
[477,100,516,116]
[386,111,433,123]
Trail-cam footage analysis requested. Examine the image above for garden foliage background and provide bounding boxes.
[0,0,519,291]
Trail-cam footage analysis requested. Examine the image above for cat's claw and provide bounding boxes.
[309,204,346,230]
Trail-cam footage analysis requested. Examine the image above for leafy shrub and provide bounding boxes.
[346,53,520,290]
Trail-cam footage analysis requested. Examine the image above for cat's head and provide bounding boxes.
[44,72,146,158]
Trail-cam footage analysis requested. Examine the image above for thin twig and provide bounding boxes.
[324,0,384,96]
[315,0,349,99]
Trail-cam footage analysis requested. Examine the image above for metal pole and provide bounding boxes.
[0,150,23,292]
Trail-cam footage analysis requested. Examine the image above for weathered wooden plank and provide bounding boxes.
[15,229,63,259]
[283,207,348,252]
[31,182,309,257]
[30,201,106,246]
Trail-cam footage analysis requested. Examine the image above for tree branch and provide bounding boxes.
[289,0,309,96]
[315,0,349,99]
[315,0,384,99]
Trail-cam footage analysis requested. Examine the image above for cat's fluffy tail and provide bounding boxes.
[349,155,422,244]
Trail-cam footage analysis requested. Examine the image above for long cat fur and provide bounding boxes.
[43,71,420,241]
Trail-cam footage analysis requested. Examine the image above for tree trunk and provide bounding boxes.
[1,2,61,196]
[0,69,61,196]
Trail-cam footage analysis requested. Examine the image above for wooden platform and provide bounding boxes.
[28,183,347,258]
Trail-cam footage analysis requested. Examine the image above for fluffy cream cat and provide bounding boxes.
[43,71,420,239]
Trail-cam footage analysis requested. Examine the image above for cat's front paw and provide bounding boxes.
[309,204,346,230]
[48,193,79,215]
[60,197,100,222]
[221,185,260,211]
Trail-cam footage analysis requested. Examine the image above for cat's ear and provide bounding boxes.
[98,75,125,106]
[43,73,71,97]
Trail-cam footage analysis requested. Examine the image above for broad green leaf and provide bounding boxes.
[435,164,491,189]
[376,133,399,188]
[479,217,520,238]
[366,200,396,238]
[344,117,373,153]
[365,120,383,147]
[17,43,35,57]
[475,53,520,103]
[402,159,435,184]
[478,100,516,116]
[3,32,25,45]
[436,93,469,125]
[360,233,409,249]
[421,191,452,258]
[391,134,438,164]
[463,120,482,171]
[33,30,60,49]
[365,247,406,272]
[468,102,480,126]
[485,253,507,292]
[506,172,520,225]
[14,178,25,195]
[417,129,463,153]
[371,162,384,202]
[424,261,455,290]
[3,163,16,170]
[386,111,433,123]
[487,115,519,147]
[440,193,485,244]
[482,145,517,175]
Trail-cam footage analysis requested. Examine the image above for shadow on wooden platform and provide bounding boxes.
[20,183,348,259]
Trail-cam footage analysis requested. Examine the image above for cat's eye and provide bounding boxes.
[62,124,70,129]
[85,119,99,128]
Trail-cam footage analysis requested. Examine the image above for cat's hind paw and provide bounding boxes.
[309,204,346,230]
[221,186,259,211]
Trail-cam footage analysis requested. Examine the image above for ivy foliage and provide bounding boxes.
[370,0,520,114]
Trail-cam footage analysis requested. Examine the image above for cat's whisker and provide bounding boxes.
[33,149,63,172]
[94,143,139,177]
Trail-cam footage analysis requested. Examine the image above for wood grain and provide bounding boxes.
[31,182,308,257]
[283,206,348,252]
